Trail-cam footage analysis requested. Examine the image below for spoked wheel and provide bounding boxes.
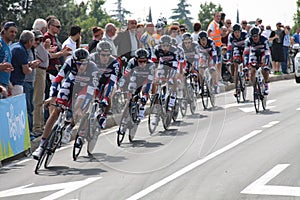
[172,100,179,122]
[261,84,267,111]
[235,75,241,103]
[87,127,100,155]
[44,125,61,169]
[34,145,47,174]
[253,79,261,113]
[209,80,216,108]
[179,98,187,117]
[201,79,209,109]
[112,91,126,114]
[117,106,129,146]
[73,114,88,161]
[128,121,138,143]
[148,95,160,134]
[187,85,197,114]
[241,76,247,102]
[163,96,172,130]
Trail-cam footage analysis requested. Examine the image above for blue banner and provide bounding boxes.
[0,94,30,161]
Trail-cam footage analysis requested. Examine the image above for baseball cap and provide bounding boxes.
[32,30,43,38]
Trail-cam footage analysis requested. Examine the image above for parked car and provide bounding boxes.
[293,44,300,83]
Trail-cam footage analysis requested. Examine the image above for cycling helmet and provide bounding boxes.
[96,40,112,53]
[73,48,89,62]
[135,48,149,59]
[250,26,260,36]
[159,35,172,45]
[171,38,178,46]
[155,21,165,30]
[157,17,167,25]
[198,31,208,40]
[182,32,192,41]
[232,23,242,32]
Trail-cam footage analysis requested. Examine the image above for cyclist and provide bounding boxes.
[151,35,179,124]
[197,31,219,94]
[119,48,155,120]
[243,26,271,95]
[32,48,99,159]
[180,32,201,94]
[90,40,120,129]
[226,23,248,96]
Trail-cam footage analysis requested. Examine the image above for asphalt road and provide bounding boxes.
[1,79,300,200]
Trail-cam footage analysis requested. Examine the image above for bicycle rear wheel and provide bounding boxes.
[44,125,61,169]
[253,78,261,113]
[73,114,88,160]
[117,105,129,146]
[201,79,209,109]
[148,94,160,134]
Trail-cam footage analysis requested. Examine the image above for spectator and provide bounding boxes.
[191,22,202,42]
[207,12,223,83]
[24,30,41,135]
[88,26,103,53]
[10,30,40,96]
[114,19,140,61]
[221,26,228,46]
[168,24,180,44]
[281,25,291,74]
[292,27,300,44]
[153,20,166,45]
[241,20,248,31]
[102,23,117,56]
[140,22,155,57]
[262,25,272,39]
[219,12,226,27]
[256,18,263,26]
[0,21,17,96]
[136,23,145,42]
[269,22,285,75]
[62,25,81,59]
[32,22,49,136]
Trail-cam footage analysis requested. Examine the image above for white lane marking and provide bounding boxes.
[126,130,263,200]
[262,121,280,128]
[241,164,300,197]
[239,100,277,113]
[297,108,300,111]
[0,177,101,199]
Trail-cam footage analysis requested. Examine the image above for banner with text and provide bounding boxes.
[0,94,30,161]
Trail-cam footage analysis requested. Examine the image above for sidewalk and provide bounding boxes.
[1,73,295,166]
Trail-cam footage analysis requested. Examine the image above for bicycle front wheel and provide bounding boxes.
[44,124,60,169]
[188,85,197,114]
[235,75,242,103]
[73,114,88,160]
[117,105,129,146]
[128,121,138,143]
[201,79,209,110]
[34,144,47,174]
[148,94,160,134]
[241,75,247,102]
[253,78,261,113]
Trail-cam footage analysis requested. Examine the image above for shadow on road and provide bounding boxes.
[257,109,280,115]
[36,166,107,176]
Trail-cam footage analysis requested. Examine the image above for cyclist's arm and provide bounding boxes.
[105,61,119,99]
[81,68,99,110]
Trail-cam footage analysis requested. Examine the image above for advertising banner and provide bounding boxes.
[0,94,30,161]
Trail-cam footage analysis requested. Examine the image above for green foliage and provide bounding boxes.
[169,0,193,31]
[293,0,300,32]
[197,2,222,30]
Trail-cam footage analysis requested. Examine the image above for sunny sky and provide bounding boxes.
[100,0,297,28]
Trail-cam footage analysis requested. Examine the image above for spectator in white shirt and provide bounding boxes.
[62,25,81,59]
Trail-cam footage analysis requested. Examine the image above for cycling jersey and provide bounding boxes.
[243,35,270,66]
[180,41,199,70]
[226,31,247,60]
[52,58,99,108]
[90,52,120,99]
[198,38,217,65]
[122,57,155,95]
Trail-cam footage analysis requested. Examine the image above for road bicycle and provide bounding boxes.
[148,80,173,134]
[34,104,71,174]
[233,58,248,103]
[116,91,142,146]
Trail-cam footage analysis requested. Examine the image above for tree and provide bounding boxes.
[111,0,132,26]
[197,2,222,30]
[169,0,193,31]
[147,7,153,22]
[293,0,300,31]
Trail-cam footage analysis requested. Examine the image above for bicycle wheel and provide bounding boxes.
[172,99,179,121]
[209,80,215,107]
[128,121,138,142]
[179,98,187,117]
[34,143,47,174]
[87,108,101,154]
[163,96,172,130]
[117,105,129,146]
[112,91,125,114]
[73,114,88,161]
[188,85,197,114]
[235,74,241,103]
[201,79,209,109]
[44,124,61,169]
[253,78,261,113]
[148,94,160,134]
[241,75,247,102]
[260,84,267,111]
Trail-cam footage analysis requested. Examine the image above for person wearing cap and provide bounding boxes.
[255,18,263,26]
[0,21,17,96]
[31,28,50,137]
[269,22,285,75]
[281,25,291,74]
[10,30,41,96]
[114,19,140,61]
[88,26,103,53]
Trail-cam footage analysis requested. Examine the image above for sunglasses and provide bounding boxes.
[162,44,170,48]
[52,24,61,29]
[137,59,147,63]
[100,53,111,57]
[75,61,88,65]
